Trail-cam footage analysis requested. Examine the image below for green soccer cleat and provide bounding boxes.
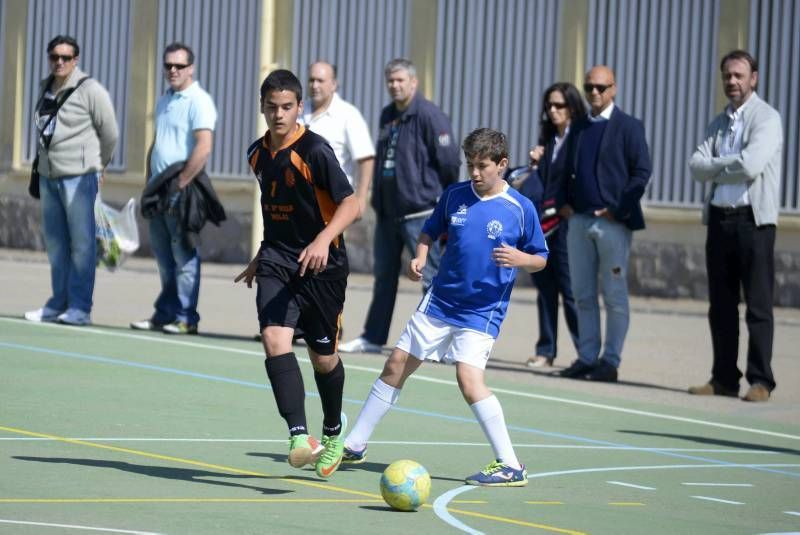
[315,434,345,478]
[288,434,323,468]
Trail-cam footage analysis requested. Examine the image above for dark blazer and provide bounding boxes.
[520,136,569,211]
[141,162,226,244]
[563,106,652,230]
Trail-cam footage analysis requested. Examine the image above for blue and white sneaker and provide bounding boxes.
[465,460,528,487]
[342,445,367,464]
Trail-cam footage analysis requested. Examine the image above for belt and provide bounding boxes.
[710,204,752,217]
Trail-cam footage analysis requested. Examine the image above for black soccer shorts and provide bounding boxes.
[255,262,345,356]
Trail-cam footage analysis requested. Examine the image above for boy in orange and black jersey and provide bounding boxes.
[236,69,359,479]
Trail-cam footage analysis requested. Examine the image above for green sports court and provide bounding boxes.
[1,252,799,534]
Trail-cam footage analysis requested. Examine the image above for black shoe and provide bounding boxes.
[584,360,618,382]
[559,359,595,378]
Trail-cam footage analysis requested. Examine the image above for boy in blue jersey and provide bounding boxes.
[342,128,548,486]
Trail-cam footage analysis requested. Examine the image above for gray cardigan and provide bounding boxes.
[36,67,119,179]
[688,93,783,226]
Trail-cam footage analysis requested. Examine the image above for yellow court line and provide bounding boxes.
[1,425,581,534]
[526,501,565,505]
[609,502,646,506]
[451,500,487,504]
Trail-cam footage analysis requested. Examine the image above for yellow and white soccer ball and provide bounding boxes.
[380,459,431,511]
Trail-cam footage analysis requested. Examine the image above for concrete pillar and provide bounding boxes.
[409,0,438,99]
[716,0,750,110]
[0,1,30,172]
[557,0,590,87]
[126,0,159,177]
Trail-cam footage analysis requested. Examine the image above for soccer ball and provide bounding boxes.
[380,459,431,511]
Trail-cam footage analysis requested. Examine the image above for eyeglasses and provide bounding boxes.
[163,63,191,71]
[48,53,74,63]
[546,102,569,110]
[584,83,613,94]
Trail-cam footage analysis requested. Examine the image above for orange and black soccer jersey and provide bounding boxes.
[247,125,354,279]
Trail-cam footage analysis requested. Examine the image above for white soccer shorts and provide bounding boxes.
[396,311,495,369]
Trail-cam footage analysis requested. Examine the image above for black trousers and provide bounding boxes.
[705,205,776,392]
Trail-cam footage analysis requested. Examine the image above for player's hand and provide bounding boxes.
[594,207,615,221]
[355,194,368,222]
[529,145,545,166]
[234,259,258,288]
[298,237,330,277]
[492,243,526,268]
[408,257,426,281]
[559,204,574,219]
[178,173,193,189]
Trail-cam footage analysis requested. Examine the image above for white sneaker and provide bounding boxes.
[56,309,91,326]
[338,336,382,354]
[24,307,62,322]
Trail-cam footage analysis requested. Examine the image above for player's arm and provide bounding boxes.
[234,256,258,288]
[492,243,546,273]
[354,156,374,220]
[298,193,360,276]
[408,232,434,281]
[178,129,213,189]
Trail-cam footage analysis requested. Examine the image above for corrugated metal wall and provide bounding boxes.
[434,0,561,169]
[291,0,410,143]
[157,0,262,178]
[750,0,800,213]
[585,0,720,208]
[22,0,132,170]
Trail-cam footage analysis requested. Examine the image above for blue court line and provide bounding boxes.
[2,341,799,480]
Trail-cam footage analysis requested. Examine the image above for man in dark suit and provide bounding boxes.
[557,66,652,382]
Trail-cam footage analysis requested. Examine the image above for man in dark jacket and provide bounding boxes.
[557,65,652,382]
[131,42,217,335]
[340,58,461,353]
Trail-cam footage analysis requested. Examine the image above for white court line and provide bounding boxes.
[691,496,745,505]
[0,519,161,534]
[682,483,753,487]
[3,317,800,442]
[784,511,800,517]
[432,486,484,535]
[607,481,656,490]
[0,437,779,454]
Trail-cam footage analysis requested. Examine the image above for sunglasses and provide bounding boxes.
[584,83,613,94]
[48,53,74,63]
[546,102,569,110]
[164,62,191,71]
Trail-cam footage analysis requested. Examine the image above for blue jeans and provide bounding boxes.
[149,213,201,325]
[531,222,578,360]
[567,213,632,368]
[40,172,99,314]
[362,214,441,345]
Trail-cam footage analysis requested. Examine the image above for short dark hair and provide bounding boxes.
[163,42,195,65]
[47,35,79,57]
[260,69,303,102]
[384,58,416,79]
[462,128,509,164]
[720,49,758,73]
[538,82,587,144]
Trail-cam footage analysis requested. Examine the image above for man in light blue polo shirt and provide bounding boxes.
[131,42,217,335]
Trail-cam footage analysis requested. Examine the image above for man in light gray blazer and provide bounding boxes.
[688,49,783,402]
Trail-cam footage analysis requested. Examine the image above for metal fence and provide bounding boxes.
[22,0,132,171]
[157,0,262,178]
[585,0,721,208]
[290,0,411,144]
[750,0,800,213]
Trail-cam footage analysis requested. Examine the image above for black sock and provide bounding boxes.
[314,357,345,436]
[264,353,307,436]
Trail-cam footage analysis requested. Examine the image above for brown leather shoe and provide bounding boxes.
[688,381,738,397]
[742,383,770,402]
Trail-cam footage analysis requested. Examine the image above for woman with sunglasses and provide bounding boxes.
[520,82,586,368]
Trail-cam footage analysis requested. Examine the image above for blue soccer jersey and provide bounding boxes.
[419,181,548,338]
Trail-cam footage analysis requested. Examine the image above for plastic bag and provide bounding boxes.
[95,197,140,270]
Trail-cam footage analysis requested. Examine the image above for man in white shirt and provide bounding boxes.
[688,50,783,402]
[303,61,374,218]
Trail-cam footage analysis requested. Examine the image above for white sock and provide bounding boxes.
[344,379,401,451]
[470,395,521,469]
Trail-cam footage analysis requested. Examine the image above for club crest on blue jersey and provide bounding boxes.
[486,219,503,239]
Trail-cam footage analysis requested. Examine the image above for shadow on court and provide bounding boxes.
[246,451,465,483]
[617,430,800,456]
[13,456,292,495]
